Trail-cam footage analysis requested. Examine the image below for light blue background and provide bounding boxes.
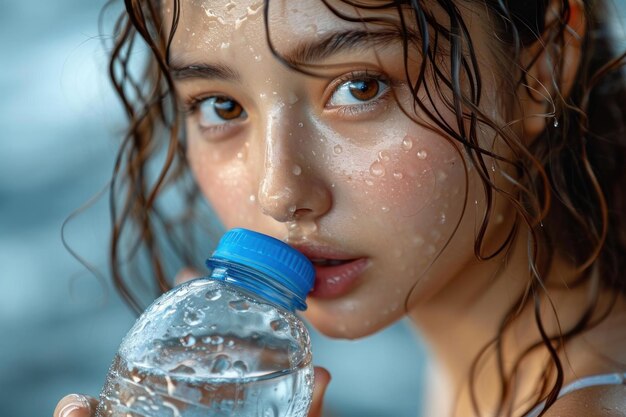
[0,2,425,416]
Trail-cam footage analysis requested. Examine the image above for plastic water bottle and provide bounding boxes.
[96,228,315,417]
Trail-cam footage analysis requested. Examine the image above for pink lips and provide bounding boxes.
[290,243,370,299]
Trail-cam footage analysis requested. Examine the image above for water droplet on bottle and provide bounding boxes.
[169,364,196,375]
[211,354,231,374]
[180,334,196,347]
[369,161,385,177]
[232,360,248,374]
[183,309,205,326]
[333,145,343,154]
[417,150,428,160]
[401,136,414,151]
[263,404,279,417]
[270,319,289,332]
[205,289,222,301]
[292,164,302,176]
[229,299,250,311]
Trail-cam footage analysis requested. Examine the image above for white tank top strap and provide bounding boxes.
[523,372,626,417]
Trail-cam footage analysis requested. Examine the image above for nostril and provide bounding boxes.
[293,208,313,219]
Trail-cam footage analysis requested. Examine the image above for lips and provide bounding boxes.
[289,243,370,299]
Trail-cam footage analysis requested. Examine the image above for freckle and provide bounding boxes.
[236,151,244,160]
[401,135,414,151]
[333,145,343,154]
[292,165,302,176]
[369,161,385,177]
[417,150,428,160]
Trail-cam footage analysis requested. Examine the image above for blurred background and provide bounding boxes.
[0,1,425,416]
[3,2,626,417]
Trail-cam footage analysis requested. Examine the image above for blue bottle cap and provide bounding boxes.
[207,229,315,304]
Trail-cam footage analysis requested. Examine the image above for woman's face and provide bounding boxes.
[170,0,508,338]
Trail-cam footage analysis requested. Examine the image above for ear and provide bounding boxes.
[516,0,586,142]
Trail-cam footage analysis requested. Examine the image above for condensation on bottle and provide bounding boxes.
[96,229,315,417]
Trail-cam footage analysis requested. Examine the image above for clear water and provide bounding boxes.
[97,353,312,417]
[96,279,313,417]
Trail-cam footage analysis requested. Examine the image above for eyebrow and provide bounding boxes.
[169,29,403,81]
[282,29,404,65]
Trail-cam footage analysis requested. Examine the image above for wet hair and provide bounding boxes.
[101,0,626,415]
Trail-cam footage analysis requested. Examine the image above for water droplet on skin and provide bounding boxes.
[287,92,299,104]
[249,194,256,203]
[393,171,404,180]
[180,334,196,347]
[291,164,302,176]
[298,122,304,128]
[365,179,374,186]
[439,212,447,224]
[378,150,390,162]
[381,206,390,213]
[412,235,425,247]
[229,299,250,311]
[220,42,230,49]
[254,55,262,62]
[417,150,428,160]
[211,354,231,374]
[288,205,297,215]
[333,145,343,154]
[369,161,385,177]
[401,136,414,151]
[436,171,448,182]
[184,310,205,326]
[205,289,222,300]
[236,152,244,160]
[426,244,437,256]
[553,118,559,128]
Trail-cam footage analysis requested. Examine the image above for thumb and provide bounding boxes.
[308,366,331,417]
[174,267,202,286]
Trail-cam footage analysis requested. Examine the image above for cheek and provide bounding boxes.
[187,141,257,228]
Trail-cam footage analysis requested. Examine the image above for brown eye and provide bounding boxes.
[198,96,247,127]
[327,76,389,108]
[348,79,380,101]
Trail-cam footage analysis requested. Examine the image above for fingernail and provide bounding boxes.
[55,394,90,417]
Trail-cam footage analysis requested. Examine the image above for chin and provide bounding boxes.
[304,302,398,340]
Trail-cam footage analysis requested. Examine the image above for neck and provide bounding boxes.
[408,232,626,417]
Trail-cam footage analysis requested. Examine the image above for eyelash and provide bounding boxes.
[182,96,243,135]
[325,70,393,117]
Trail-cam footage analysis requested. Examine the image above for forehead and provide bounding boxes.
[166,0,400,56]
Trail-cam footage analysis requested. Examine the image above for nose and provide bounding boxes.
[256,116,332,224]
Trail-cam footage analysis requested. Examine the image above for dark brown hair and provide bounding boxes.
[101,0,626,415]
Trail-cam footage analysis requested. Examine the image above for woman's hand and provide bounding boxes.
[53,269,332,417]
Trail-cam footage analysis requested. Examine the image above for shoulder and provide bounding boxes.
[542,384,626,417]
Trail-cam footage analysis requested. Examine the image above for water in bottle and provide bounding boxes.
[96,228,315,417]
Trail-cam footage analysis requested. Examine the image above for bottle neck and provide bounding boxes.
[207,258,307,312]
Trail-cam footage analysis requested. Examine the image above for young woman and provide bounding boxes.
[54,0,626,416]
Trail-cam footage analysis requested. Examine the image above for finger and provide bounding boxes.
[53,394,98,417]
[174,267,202,286]
[308,366,331,417]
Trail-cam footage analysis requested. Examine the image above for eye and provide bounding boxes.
[327,77,390,107]
[196,95,247,128]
